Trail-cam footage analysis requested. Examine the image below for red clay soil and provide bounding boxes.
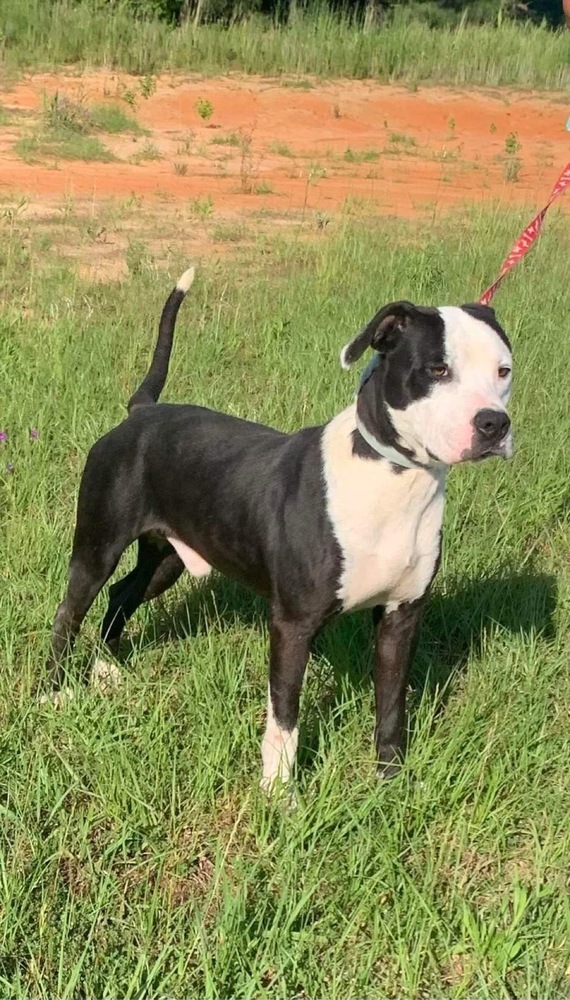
[0,72,568,218]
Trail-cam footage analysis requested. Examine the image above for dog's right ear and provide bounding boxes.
[340,301,418,370]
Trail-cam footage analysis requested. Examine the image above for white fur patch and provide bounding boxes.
[90,657,122,693]
[260,689,299,794]
[176,266,195,294]
[40,687,74,708]
[339,344,352,370]
[322,405,445,612]
[166,537,212,577]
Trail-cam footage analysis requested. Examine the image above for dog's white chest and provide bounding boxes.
[322,407,445,612]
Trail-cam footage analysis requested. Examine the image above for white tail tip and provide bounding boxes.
[339,344,352,370]
[176,266,196,294]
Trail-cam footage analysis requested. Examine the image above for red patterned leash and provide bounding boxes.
[479,161,570,305]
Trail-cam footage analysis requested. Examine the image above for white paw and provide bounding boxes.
[260,776,298,812]
[40,686,74,708]
[90,657,122,693]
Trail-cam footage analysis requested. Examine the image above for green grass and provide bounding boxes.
[211,132,241,148]
[189,194,214,218]
[90,102,146,135]
[129,140,162,163]
[13,93,139,164]
[14,131,116,163]
[269,141,294,157]
[0,0,569,87]
[343,147,380,164]
[1,205,570,997]
[42,92,144,135]
[254,181,276,195]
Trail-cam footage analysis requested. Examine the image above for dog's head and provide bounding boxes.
[341,302,513,468]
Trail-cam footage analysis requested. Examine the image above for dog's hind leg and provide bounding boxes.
[101,536,183,655]
[46,536,127,696]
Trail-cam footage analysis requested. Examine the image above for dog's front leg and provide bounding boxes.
[260,614,313,796]
[372,599,424,780]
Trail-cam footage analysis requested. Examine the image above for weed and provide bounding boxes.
[332,103,341,119]
[254,181,275,194]
[90,102,145,134]
[34,232,53,252]
[490,122,498,134]
[343,147,380,163]
[121,192,143,211]
[43,91,92,133]
[281,78,313,90]
[173,161,188,176]
[503,132,522,182]
[195,98,214,123]
[17,90,139,163]
[122,88,138,109]
[125,238,152,274]
[211,132,241,147]
[505,131,522,156]
[503,157,522,182]
[342,194,378,214]
[139,74,156,100]
[41,91,143,137]
[15,132,116,163]
[189,195,214,217]
[211,221,247,241]
[388,132,418,149]
[307,162,327,182]
[177,130,195,156]
[129,140,162,164]
[58,193,76,218]
[238,129,258,194]
[433,145,462,162]
[269,141,294,157]
[0,196,28,223]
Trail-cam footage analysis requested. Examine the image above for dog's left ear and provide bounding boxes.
[340,301,418,370]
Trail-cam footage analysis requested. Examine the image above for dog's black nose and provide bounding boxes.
[473,408,511,442]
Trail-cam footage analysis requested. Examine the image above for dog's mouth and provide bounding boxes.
[461,431,514,463]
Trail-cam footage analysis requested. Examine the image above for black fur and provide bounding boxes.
[461,303,511,351]
[354,307,447,467]
[128,284,188,411]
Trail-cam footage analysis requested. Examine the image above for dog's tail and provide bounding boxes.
[127,266,195,413]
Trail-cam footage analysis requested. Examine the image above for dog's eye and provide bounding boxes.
[428,365,450,379]
[498,366,511,379]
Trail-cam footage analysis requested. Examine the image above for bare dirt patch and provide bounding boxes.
[1,72,568,279]
[1,72,568,213]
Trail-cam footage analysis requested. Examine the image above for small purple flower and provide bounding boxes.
[29,428,39,441]
[0,431,7,444]
[5,462,14,474]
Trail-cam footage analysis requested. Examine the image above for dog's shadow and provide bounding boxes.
[142,568,556,754]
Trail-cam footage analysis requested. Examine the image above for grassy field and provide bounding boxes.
[1,203,570,998]
[1,0,570,87]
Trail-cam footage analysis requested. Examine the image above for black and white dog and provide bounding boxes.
[46,268,513,792]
